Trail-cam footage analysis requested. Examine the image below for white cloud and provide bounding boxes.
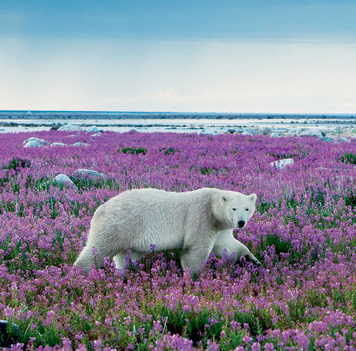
[0,38,355,113]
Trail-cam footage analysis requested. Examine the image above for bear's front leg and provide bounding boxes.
[181,245,213,278]
[212,229,261,265]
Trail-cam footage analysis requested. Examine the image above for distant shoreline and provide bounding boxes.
[1,120,356,129]
[1,111,356,120]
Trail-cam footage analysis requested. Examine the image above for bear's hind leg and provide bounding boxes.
[113,250,143,271]
[74,245,105,273]
[113,252,126,271]
[75,239,121,273]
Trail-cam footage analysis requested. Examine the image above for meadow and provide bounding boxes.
[0,130,356,350]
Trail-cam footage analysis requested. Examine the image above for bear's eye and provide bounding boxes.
[232,208,237,211]
[245,208,249,212]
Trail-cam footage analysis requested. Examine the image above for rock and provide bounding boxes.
[243,127,258,135]
[23,137,49,148]
[75,169,105,179]
[339,138,351,143]
[299,129,323,138]
[58,124,83,132]
[319,136,333,142]
[72,142,89,147]
[259,127,272,135]
[50,142,67,147]
[270,133,279,138]
[85,126,100,133]
[0,320,19,347]
[333,126,344,134]
[24,140,43,148]
[52,174,77,190]
[23,137,48,145]
[91,133,101,137]
[270,158,294,170]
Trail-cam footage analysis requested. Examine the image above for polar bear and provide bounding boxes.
[74,188,260,276]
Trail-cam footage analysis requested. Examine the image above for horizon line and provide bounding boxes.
[1,110,356,116]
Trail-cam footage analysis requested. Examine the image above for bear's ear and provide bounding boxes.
[222,195,229,202]
[249,194,257,203]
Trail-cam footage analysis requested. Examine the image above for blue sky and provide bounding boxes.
[1,0,356,113]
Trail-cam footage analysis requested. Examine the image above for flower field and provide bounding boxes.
[1,130,356,350]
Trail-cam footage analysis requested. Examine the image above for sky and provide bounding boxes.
[0,0,356,113]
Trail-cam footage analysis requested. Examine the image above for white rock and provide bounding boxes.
[75,169,105,178]
[58,124,83,132]
[339,138,351,143]
[24,140,43,148]
[333,126,344,134]
[72,142,89,147]
[259,127,272,135]
[270,133,279,138]
[299,129,323,138]
[234,128,244,134]
[85,126,100,133]
[91,133,101,137]
[50,142,67,147]
[23,137,49,146]
[243,127,258,135]
[23,138,49,148]
[53,174,77,190]
[270,158,294,170]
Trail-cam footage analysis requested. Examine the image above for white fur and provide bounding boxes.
[74,188,260,275]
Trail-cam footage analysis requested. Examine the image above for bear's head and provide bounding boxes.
[218,192,257,229]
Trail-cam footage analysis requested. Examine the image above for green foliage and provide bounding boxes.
[258,201,274,214]
[72,176,117,191]
[159,147,176,156]
[0,158,31,189]
[120,146,147,155]
[200,167,214,175]
[156,307,220,345]
[352,291,356,309]
[266,235,292,255]
[340,152,356,164]
[0,320,18,348]
[3,157,31,172]
[345,193,356,208]
[233,307,273,337]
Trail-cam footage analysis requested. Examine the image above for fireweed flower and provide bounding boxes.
[4,306,14,318]
[0,131,355,349]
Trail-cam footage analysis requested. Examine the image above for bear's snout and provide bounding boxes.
[237,220,245,228]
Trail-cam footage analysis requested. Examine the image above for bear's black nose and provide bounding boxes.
[237,220,245,228]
